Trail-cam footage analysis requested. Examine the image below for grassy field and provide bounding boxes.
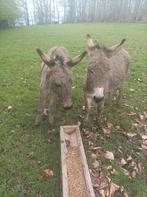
[0,23,147,197]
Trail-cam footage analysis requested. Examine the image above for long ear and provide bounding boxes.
[36,48,55,67]
[67,51,87,67]
[87,34,95,50]
[105,39,126,58]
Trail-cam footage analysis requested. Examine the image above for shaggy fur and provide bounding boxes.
[84,35,131,121]
[35,46,87,127]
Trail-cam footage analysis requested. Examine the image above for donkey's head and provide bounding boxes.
[86,34,126,103]
[37,47,87,109]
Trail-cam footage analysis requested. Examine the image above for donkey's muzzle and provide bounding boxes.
[94,96,104,103]
[63,98,73,109]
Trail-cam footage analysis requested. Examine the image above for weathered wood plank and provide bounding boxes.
[60,125,95,197]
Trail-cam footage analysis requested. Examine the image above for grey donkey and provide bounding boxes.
[84,34,131,121]
[35,46,87,127]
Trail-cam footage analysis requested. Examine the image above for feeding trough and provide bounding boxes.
[60,125,95,197]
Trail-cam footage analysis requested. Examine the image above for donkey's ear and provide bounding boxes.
[36,48,55,67]
[87,34,95,50]
[105,39,126,58]
[67,51,87,67]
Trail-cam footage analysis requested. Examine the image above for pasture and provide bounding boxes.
[0,23,147,196]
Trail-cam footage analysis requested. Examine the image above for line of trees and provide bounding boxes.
[0,0,147,28]
[0,0,20,27]
[27,0,147,24]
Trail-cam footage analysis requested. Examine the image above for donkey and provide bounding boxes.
[84,34,131,121]
[35,46,87,127]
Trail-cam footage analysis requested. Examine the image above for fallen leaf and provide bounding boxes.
[109,182,120,196]
[110,168,118,176]
[128,112,136,116]
[92,160,100,169]
[131,170,136,178]
[107,165,113,170]
[120,158,127,166]
[91,153,97,160]
[43,108,48,116]
[141,135,147,140]
[115,126,120,130]
[107,122,113,129]
[44,169,54,178]
[127,155,132,162]
[104,151,114,160]
[103,128,111,135]
[82,106,86,110]
[7,106,12,111]
[127,132,137,138]
[139,114,144,121]
[122,168,130,176]
[141,144,147,150]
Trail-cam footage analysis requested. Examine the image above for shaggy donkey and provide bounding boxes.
[35,46,87,126]
[84,34,131,121]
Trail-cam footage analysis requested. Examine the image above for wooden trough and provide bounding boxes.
[60,125,95,197]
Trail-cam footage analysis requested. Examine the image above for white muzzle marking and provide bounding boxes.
[94,87,104,98]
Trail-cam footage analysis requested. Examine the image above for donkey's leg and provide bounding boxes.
[96,101,104,122]
[85,96,92,121]
[34,71,47,126]
[34,88,47,126]
[117,86,124,106]
[48,95,57,127]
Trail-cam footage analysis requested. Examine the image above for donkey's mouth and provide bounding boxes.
[64,105,73,110]
[63,99,73,109]
[94,96,104,103]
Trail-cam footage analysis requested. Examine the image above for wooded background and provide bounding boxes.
[0,0,147,27]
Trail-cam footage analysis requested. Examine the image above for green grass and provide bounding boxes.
[0,23,147,196]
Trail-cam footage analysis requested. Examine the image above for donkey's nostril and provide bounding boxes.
[94,96,104,103]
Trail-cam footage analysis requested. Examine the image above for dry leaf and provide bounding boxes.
[44,169,54,178]
[127,133,137,138]
[141,144,147,150]
[7,106,12,111]
[91,153,97,160]
[82,106,86,110]
[107,165,113,170]
[43,108,48,116]
[109,182,120,196]
[104,151,114,160]
[110,168,118,176]
[129,88,135,92]
[103,128,111,135]
[141,135,147,140]
[131,170,136,178]
[120,158,127,166]
[92,160,100,169]
[107,122,113,129]
[124,192,129,197]
[122,168,130,176]
[115,125,120,130]
[127,155,132,162]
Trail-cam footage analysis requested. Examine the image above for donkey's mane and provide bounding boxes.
[94,42,106,50]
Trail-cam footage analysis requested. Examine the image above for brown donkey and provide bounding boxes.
[84,34,131,121]
[35,46,87,127]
